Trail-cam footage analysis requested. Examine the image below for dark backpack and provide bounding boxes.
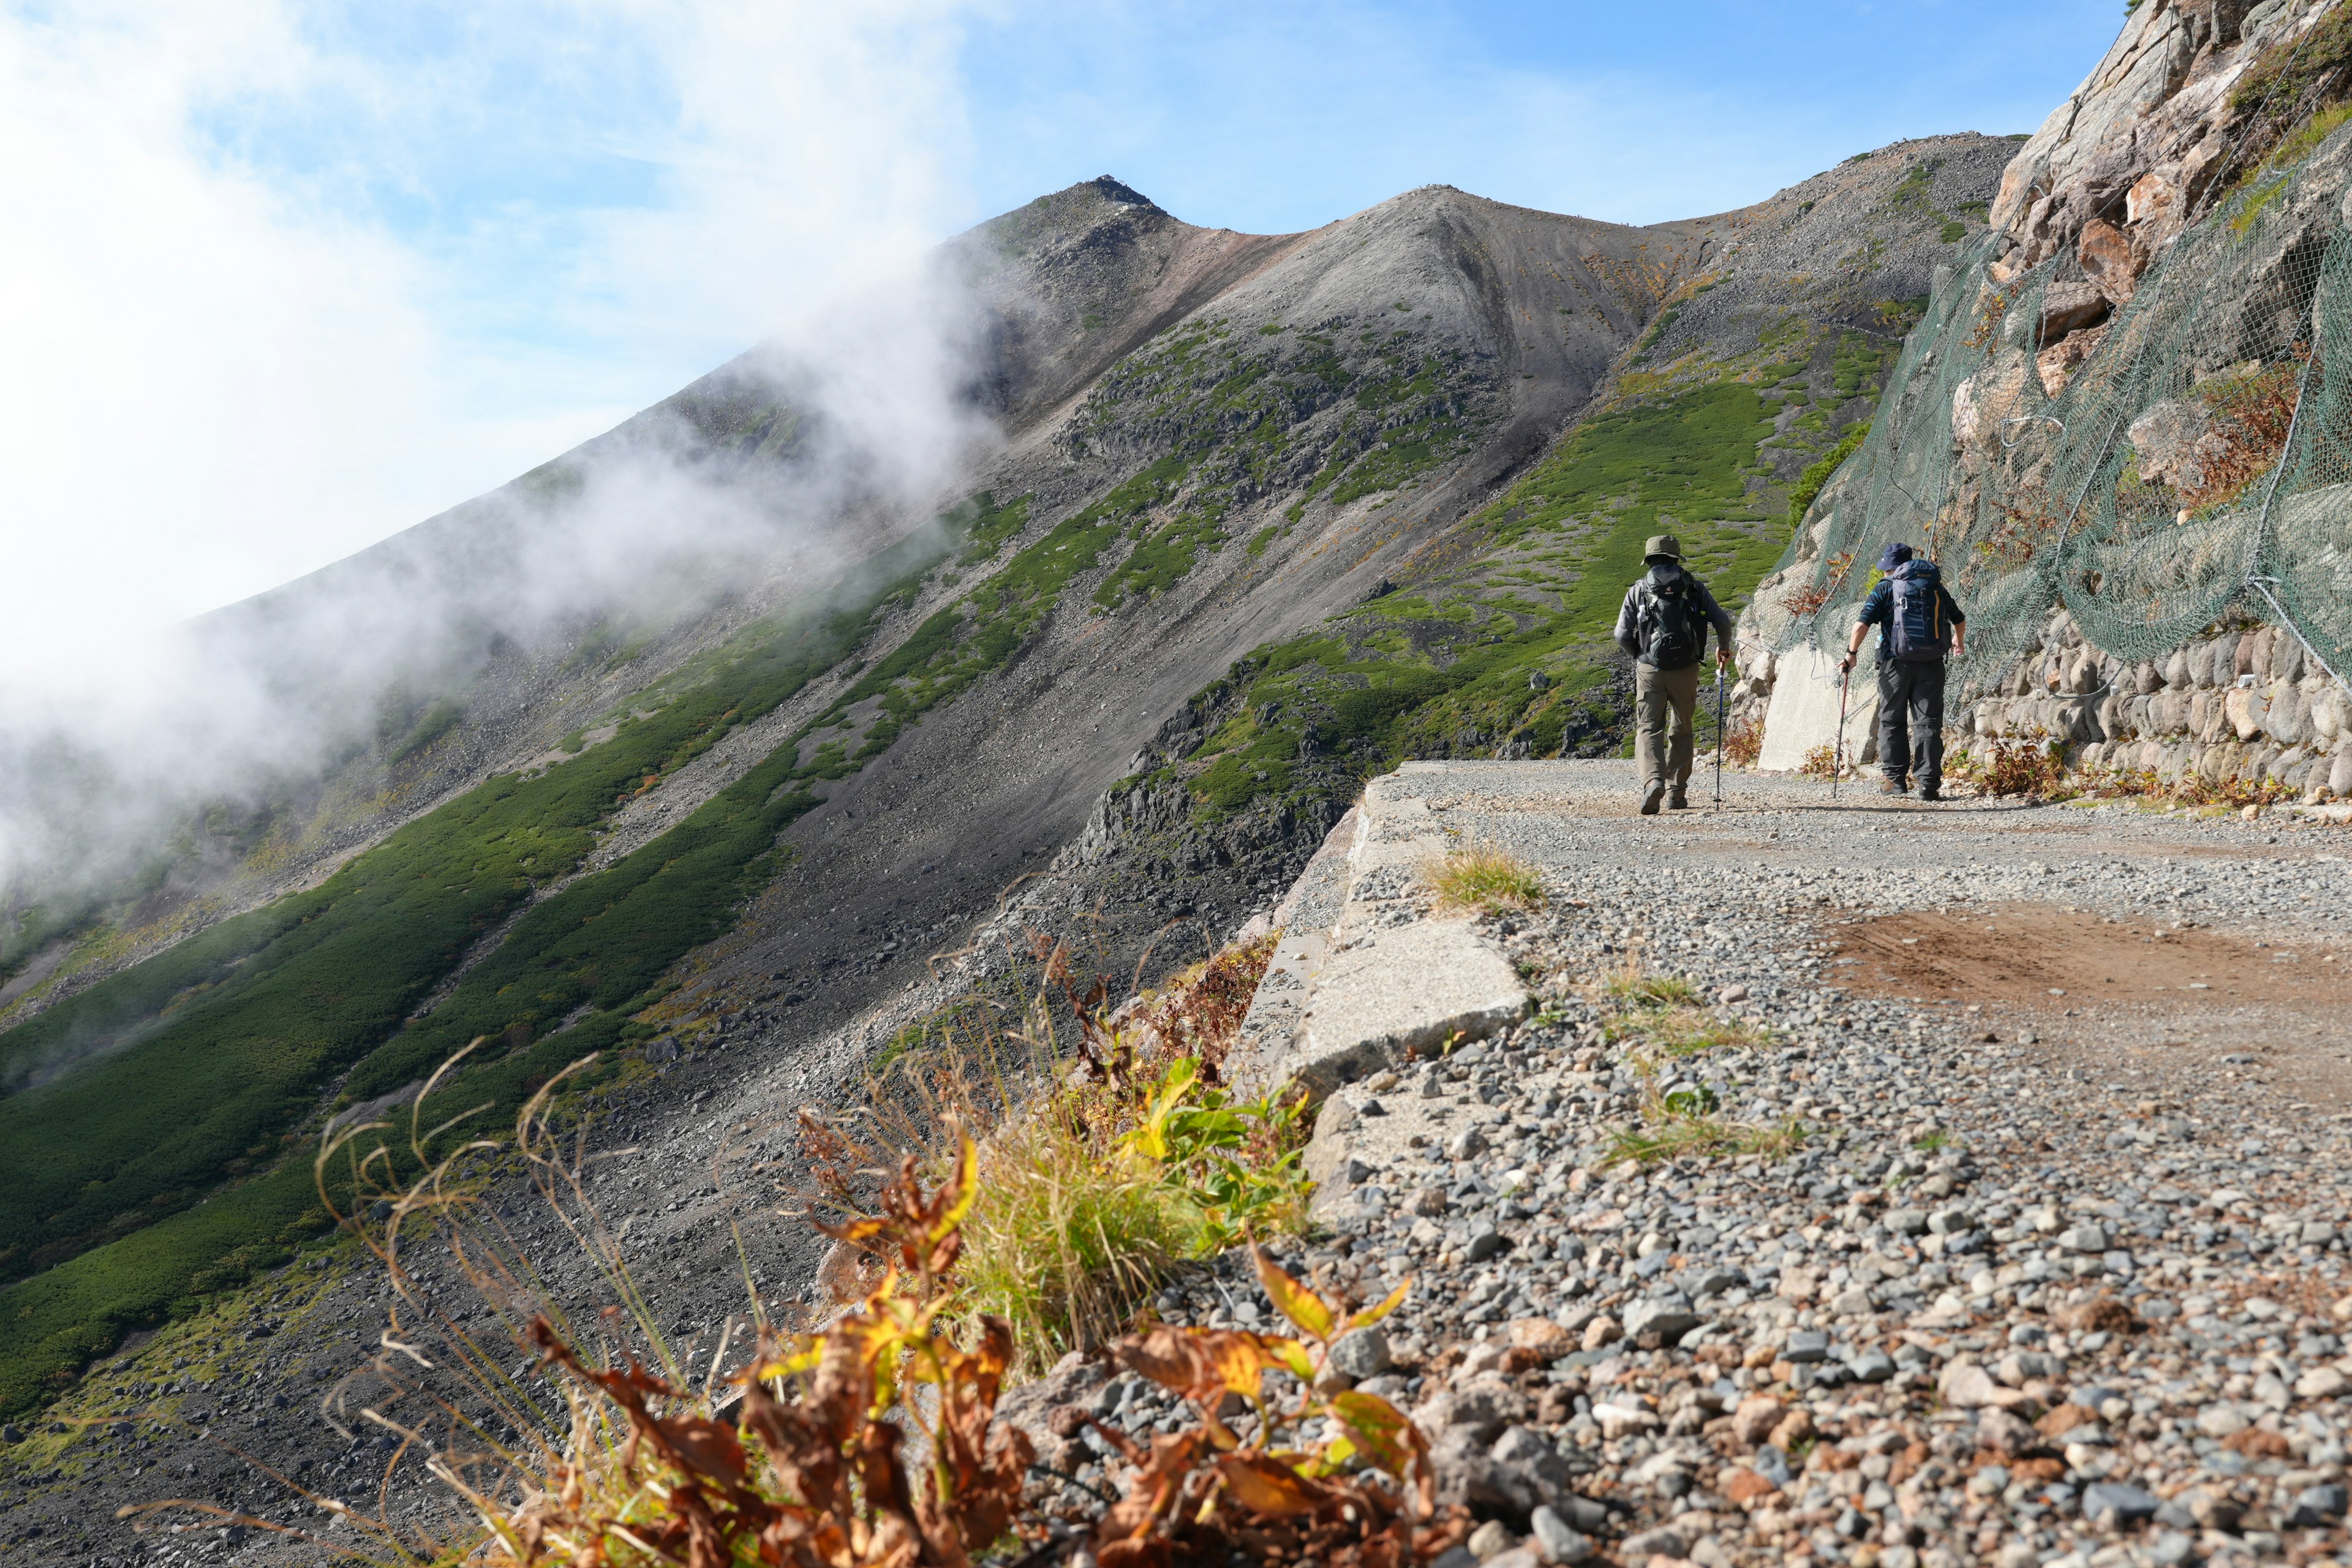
[1887,559,1951,662]
[1637,568,1703,669]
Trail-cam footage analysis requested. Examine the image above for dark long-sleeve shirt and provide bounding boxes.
[1613,567,1734,665]
[1854,574,1966,659]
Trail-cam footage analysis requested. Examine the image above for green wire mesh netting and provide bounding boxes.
[1751,121,2352,704]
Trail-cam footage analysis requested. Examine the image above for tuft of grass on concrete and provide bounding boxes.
[1423,845,1545,914]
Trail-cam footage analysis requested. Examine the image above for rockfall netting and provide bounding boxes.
[1751,121,2352,707]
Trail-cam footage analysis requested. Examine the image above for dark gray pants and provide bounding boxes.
[1876,658,1947,786]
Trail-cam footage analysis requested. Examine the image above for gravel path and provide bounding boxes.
[1092,761,2352,1568]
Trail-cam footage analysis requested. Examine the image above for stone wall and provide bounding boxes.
[1960,608,2352,797]
[1736,609,2352,796]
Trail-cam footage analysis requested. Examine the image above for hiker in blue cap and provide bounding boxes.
[1613,533,1734,815]
[1843,543,1967,799]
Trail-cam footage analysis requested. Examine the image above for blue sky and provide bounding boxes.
[0,0,2122,653]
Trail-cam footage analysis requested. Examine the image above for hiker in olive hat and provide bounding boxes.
[1613,533,1734,815]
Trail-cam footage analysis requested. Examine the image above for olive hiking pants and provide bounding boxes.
[1635,663,1701,793]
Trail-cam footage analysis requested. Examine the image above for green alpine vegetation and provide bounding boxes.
[0,513,992,1417]
[0,448,1300,1417]
[1164,317,1894,820]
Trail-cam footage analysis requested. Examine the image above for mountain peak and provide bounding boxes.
[1083,175,1159,210]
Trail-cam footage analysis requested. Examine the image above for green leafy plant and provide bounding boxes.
[1789,424,1871,530]
[1602,1052,1804,1168]
[815,930,1308,1376]
[1615,1005,1771,1057]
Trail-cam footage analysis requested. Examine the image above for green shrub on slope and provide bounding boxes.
[1167,381,1783,812]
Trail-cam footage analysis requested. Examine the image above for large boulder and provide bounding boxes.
[2225,685,2267,741]
[2078,216,2141,305]
[2128,399,2231,494]
[2315,688,2350,745]
[2040,279,2111,341]
[2265,685,2310,746]
[1953,347,2034,459]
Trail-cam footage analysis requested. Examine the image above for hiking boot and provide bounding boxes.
[1879,778,1909,796]
[1920,781,1942,802]
[1668,787,1690,810]
[1640,781,1665,816]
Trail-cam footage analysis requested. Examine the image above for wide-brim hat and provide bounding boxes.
[1644,533,1683,560]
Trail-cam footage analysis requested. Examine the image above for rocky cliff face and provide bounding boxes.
[1739,0,2352,794]
[1991,0,2345,281]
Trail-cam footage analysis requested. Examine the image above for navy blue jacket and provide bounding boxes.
[1855,569,1966,660]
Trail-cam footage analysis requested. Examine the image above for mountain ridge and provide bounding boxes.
[0,135,2012,1431]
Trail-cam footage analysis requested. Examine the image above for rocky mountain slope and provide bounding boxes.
[0,128,2013,1480]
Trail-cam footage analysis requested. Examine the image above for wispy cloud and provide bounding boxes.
[0,0,979,674]
[0,0,995,901]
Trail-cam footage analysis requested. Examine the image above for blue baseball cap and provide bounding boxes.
[1878,543,1914,571]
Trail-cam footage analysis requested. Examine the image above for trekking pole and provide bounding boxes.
[1713,666,1726,807]
[1833,662,1851,801]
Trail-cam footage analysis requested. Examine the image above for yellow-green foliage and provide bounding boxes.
[952,1107,1211,1374]
[1614,1005,1771,1057]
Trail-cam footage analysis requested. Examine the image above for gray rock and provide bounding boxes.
[1414,1382,1528,1443]
[1887,1208,1929,1235]
[1848,1348,1896,1382]
[1624,1298,1703,1348]
[1449,1126,1490,1161]
[2288,1483,2349,1528]
[1528,1506,1594,1564]
[2059,1223,2109,1253]
[1467,1521,1517,1560]
[1465,1224,1506,1262]
[2082,1481,2161,1528]
[1430,1439,1544,1519]
[1619,1527,1687,1561]
[1784,1329,1831,1363]
[1493,1425,1576,1500]
[1329,1327,1393,1381]
[2039,279,2109,341]
[1691,1267,1742,1298]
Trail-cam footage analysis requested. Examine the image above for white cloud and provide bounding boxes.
[0,0,979,685]
[0,0,999,895]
